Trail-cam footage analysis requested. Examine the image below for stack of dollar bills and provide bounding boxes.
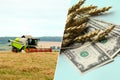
[61,17,120,73]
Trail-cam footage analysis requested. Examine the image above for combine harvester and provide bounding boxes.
[8,35,52,53]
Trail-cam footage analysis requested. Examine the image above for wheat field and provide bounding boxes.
[0,51,58,80]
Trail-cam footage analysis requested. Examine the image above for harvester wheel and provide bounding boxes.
[12,47,19,53]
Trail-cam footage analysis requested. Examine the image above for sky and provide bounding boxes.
[0,0,70,37]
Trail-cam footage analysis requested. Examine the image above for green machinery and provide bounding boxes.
[8,35,39,52]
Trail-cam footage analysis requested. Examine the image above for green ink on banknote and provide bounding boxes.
[99,38,107,44]
[80,51,89,57]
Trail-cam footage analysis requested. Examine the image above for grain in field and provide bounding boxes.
[0,51,58,80]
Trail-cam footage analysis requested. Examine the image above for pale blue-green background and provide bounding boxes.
[54,0,120,80]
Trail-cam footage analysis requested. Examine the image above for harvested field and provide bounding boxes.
[0,51,58,80]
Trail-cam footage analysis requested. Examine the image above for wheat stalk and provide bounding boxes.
[65,12,76,28]
[68,0,86,15]
[71,16,89,27]
[76,5,97,14]
[65,23,87,33]
[63,33,74,39]
[74,30,100,42]
[62,38,73,47]
[62,0,113,48]
[86,6,112,15]
[93,25,115,42]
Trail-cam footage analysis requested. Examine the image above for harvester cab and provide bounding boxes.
[8,35,40,52]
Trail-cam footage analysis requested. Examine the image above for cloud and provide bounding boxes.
[0,0,70,37]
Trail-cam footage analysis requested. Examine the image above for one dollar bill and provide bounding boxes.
[63,43,113,73]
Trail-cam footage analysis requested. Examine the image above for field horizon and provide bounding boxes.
[0,36,62,44]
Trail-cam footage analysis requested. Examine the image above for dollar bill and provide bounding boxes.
[89,19,120,57]
[87,20,120,58]
[62,17,120,73]
[89,19,120,37]
[95,36,120,58]
[62,42,113,73]
[90,18,120,30]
